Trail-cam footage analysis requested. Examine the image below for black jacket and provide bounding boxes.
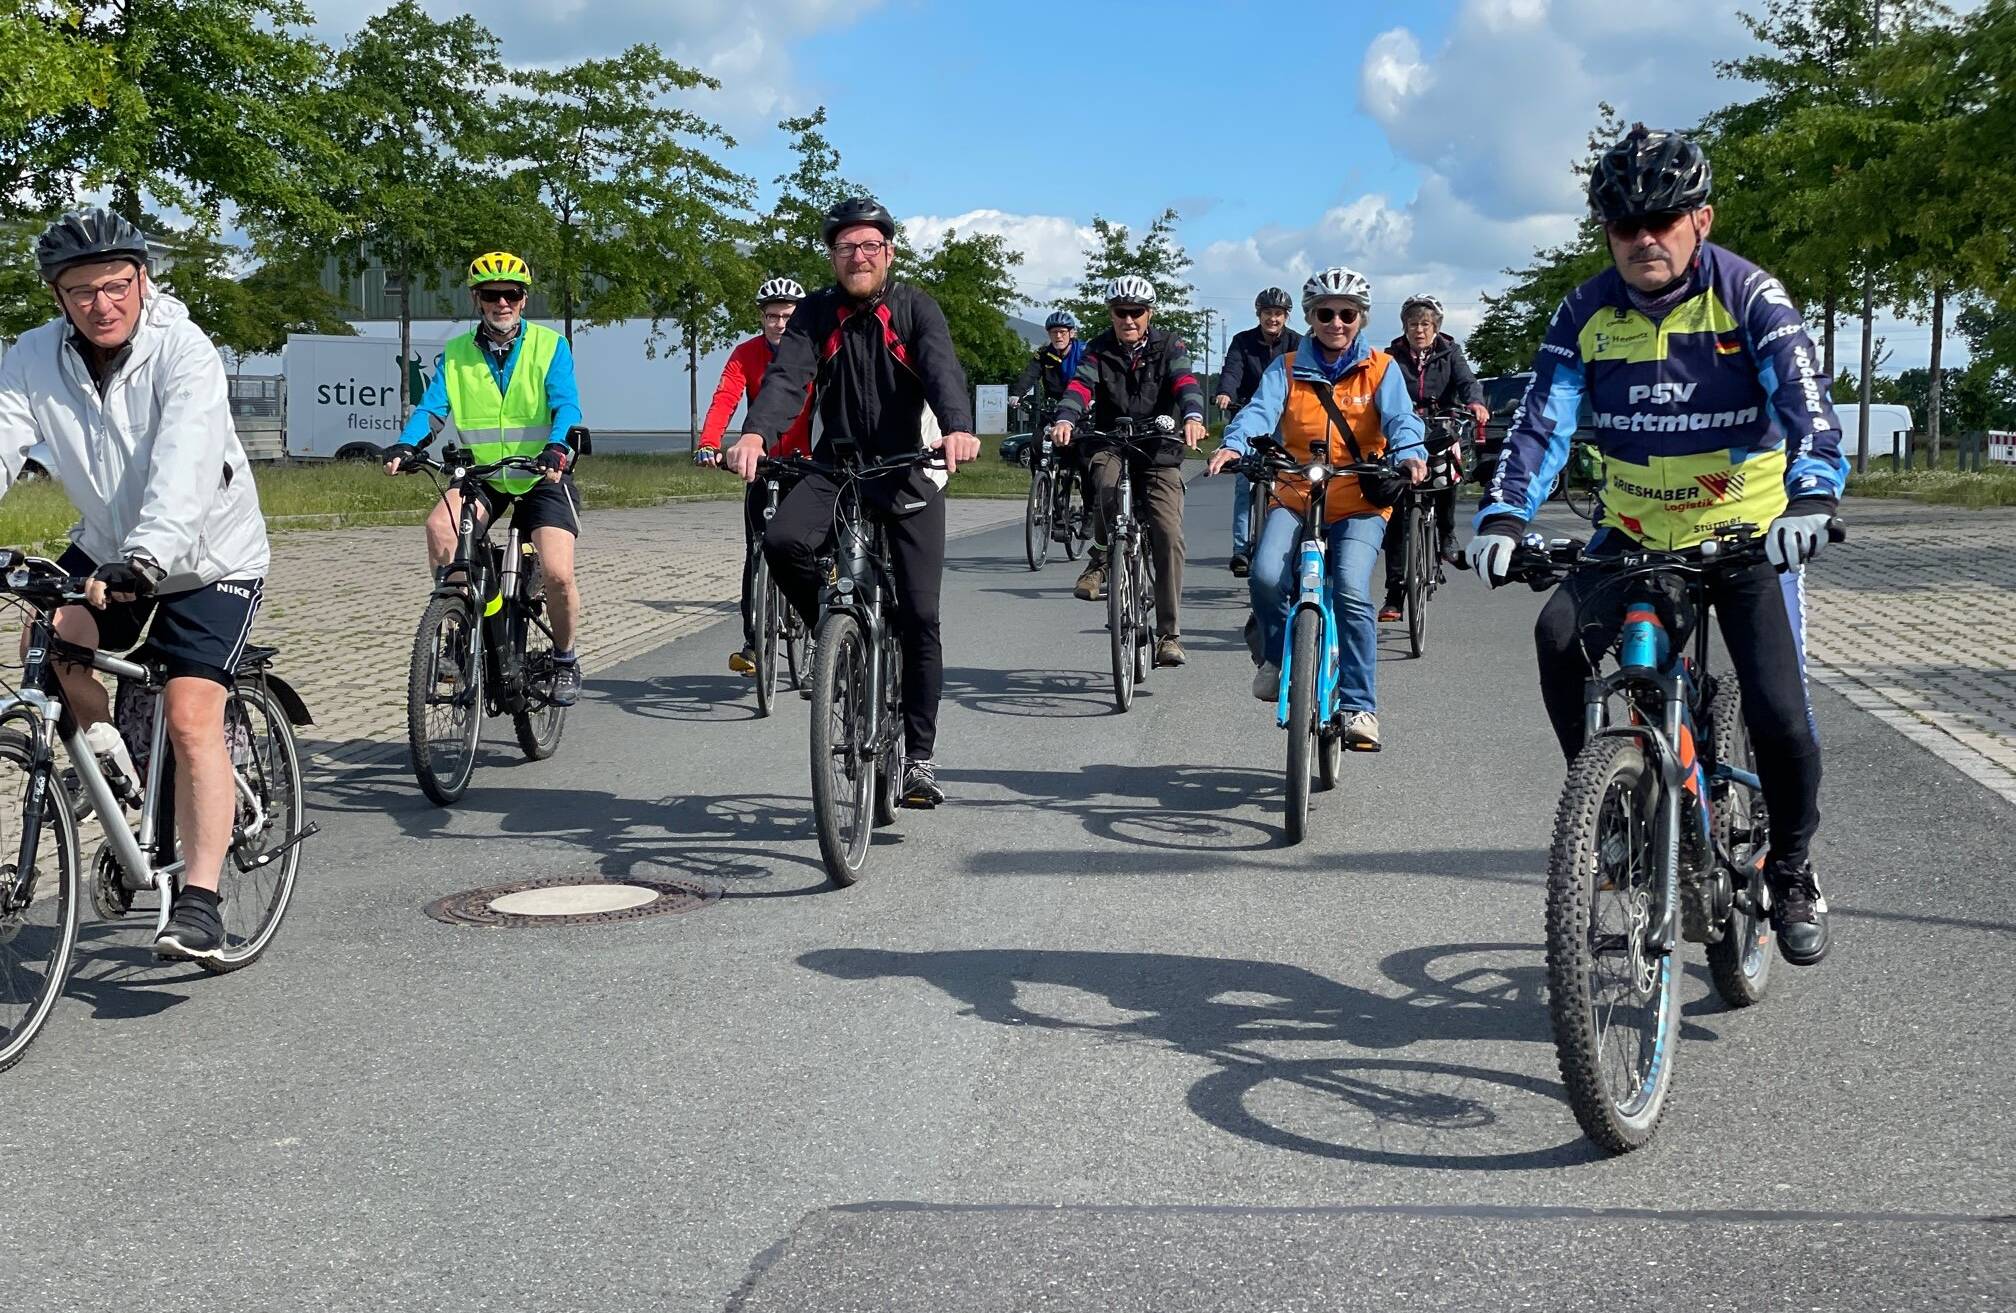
[1008,344,1076,411]
[1217,325,1302,409]
[746,281,974,469]
[1386,332,1484,411]
[1052,327,1205,468]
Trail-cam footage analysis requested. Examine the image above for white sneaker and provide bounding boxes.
[1251,663,1281,701]
[1343,710,1381,751]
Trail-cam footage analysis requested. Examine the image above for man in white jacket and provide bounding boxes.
[0,208,271,961]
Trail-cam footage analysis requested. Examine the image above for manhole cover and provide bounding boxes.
[423,876,717,928]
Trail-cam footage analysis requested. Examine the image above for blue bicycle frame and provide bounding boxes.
[1276,515,1341,733]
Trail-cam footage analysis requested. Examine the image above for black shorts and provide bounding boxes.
[471,474,583,538]
[57,545,264,686]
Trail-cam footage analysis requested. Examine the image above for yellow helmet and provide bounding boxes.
[467,250,531,287]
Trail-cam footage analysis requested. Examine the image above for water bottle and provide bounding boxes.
[83,721,141,806]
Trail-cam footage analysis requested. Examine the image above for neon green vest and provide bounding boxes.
[443,322,559,495]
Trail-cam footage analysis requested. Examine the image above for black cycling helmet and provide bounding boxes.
[1588,123,1712,223]
[821,196,897,247]
[37,206,150,280]
[1254,287,1292,313]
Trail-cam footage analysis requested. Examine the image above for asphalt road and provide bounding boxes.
[5,472,2012,1312]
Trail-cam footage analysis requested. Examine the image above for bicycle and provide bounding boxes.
[1500,518,1845,1152]
[1018,404,1089,571]
[1556,437,1603,522]
[766,448,944,887]
[746,464,808,717]
[0,550,316,1073]
[395,431,589,805]
[1236,441,1390,844]
[1395,407,1474,659]
[1082,416,1177,713]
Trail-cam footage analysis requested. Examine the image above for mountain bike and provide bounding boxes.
[1084,417,1176,713]
[767,448,944,887]
[0,550,315,1073]
[1396,407,1474,659]
[1555,437,1603,522]
[396,432,589,805]
[1237,441,1390,844]
[1021,407,1088,571]
[747,464,808,717]
[1500,519,1845,1152]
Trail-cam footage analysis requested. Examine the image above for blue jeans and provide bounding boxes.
[1231,479,1254,559]
[1248,507,1385,714]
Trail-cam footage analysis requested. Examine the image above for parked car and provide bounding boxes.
[1473,372,1594,488]
[999,433,1035,467]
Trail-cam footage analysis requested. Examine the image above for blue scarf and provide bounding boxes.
[1310,334,1366,383]
[1059,339,1086,381]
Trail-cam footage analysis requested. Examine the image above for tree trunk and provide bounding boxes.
[563,280,575,345]
[1856,274,1875,475]
[1927,282,1944,468]
[114,175,142,228]
[1822,286,1838,378]
[688,330,700,452]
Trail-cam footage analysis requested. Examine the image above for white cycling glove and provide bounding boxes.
[1467,519,1521,586]
[1765,504,1833,570]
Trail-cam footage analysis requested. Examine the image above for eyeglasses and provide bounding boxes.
[1110,305,1150,320]
[57,276,138,309]
[477,287,526,305]
[1608,211,1687,240]
[1311,305,1361,325]
[831,240,891,260]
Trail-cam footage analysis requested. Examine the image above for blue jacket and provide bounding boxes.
[398,326,582,448]
[1221,334,1425,462]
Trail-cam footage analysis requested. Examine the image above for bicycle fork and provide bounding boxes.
[1275,537,1336,730]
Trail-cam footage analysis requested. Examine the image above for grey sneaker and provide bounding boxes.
[551,659,582,707]
[1251,663,1281,701]
[1342,710,1381,751]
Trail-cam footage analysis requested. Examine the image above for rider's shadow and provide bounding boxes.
[797,943,1602,1170]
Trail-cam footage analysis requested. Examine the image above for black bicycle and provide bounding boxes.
[1555,436,1603,522]
[1396,407,1473,659]
[766,448,944,887]
[1082,416,1177,713]
[0,550,315,1072]
[1019,403,1089,571]
[396,431,589,805]
[1501,519,1844,1152]
[746,465,808,717]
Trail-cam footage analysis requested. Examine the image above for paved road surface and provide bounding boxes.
[6,473,2011,1311]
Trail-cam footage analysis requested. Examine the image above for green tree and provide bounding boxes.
[1059,209,1203,349]
[0,1,114,214]
[161,235,353,366]
[908,227,1028,387]
[751,107,864,295]
[496,45,754,342]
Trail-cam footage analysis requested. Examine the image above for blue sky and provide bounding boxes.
[296,1,1950,426]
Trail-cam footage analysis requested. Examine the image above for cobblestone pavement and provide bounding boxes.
[1799,499,2016,807]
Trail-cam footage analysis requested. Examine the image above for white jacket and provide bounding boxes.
[0,291,269,591]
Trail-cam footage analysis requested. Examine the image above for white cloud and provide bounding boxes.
[900,209,1101,311]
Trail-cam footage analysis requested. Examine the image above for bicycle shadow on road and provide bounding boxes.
[940,762,1284,852]
[942,667,1112,719]
[797,943,1599,1170]
[61,923,208,1021]
[584,674,765,724]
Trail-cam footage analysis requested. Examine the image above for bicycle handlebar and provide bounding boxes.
[1503,519,1849,589]
[387,445,546,480]
[755,448,949,481]
[0,550,93,606]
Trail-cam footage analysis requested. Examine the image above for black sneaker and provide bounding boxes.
[1229,554,1250,578]
[901,758,945,809]
[154,890,224,961]
[1767,857,1830,966]
[552,659,582,707]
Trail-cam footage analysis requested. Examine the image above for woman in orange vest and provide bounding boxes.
[1207,267,1426,751]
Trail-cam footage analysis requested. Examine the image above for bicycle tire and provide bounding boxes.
[0,727,80,1074]
[1025,468,1051,571]
[1284,607,1320,845]
[204,681,305,974]
[1705,675,1775,1008]
[1132,545,1154,683]
[1403,508,1435,661]
[1107,543,1135,712]
[407,593,483,806]
[1065,474,1089,561]
[810,612,873,885]
[1545,735,1679,1153]
[872,631,903,828]
[780,585,805,690]
[511,553,566,759]
[752,547,778,719]
[1316,714,1341,792]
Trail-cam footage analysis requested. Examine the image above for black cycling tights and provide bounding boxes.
[763,472,947,760]
[1534,554,1821,868]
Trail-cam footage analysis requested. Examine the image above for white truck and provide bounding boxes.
[281,332,450,460]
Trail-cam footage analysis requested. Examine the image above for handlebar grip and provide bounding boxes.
[1826,518,1848,544]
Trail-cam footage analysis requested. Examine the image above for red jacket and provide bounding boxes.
[698,335,812,456]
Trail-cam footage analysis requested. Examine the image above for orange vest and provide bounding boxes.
[1270,348,1398,522]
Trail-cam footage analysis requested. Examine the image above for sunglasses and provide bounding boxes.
[1110,305,1150,320]
[1311,305,1361,325]
[477,287,526,305]
[1609,211,1688,240]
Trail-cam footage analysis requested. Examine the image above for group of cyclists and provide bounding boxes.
[0,120,1845,968]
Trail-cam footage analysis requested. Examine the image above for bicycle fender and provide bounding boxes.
[257,673,316,727]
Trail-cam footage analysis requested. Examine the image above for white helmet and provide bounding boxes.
[756,276,805,305]
[1103,275,1157,306]
[1400,293,1444,321]
[1302,266,1371,313]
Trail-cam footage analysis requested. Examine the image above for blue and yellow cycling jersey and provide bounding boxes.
[1480,242,1848,549]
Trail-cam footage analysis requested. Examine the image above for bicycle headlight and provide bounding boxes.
[835,577,855,596]
[1307,466,1327,484]
[6,567,29,590]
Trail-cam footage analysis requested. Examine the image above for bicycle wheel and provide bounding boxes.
[1025,468,1051,571]
[752,548,778,719]
[1705,676,1774,1008]
[407,593,483,805]
[1284,607,1321,845]
[205,681,305,974]
[1406,504,1430,659]
[780,587,805,690]
[1132,546,1154,683]
[511,555,566,759]
[1062,474,1086,561]
[873,633,903,828]
[810,612,874,885]
[0,728,80,1074]
[1545,735,1679,1153]
[1107,544,1135,712]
